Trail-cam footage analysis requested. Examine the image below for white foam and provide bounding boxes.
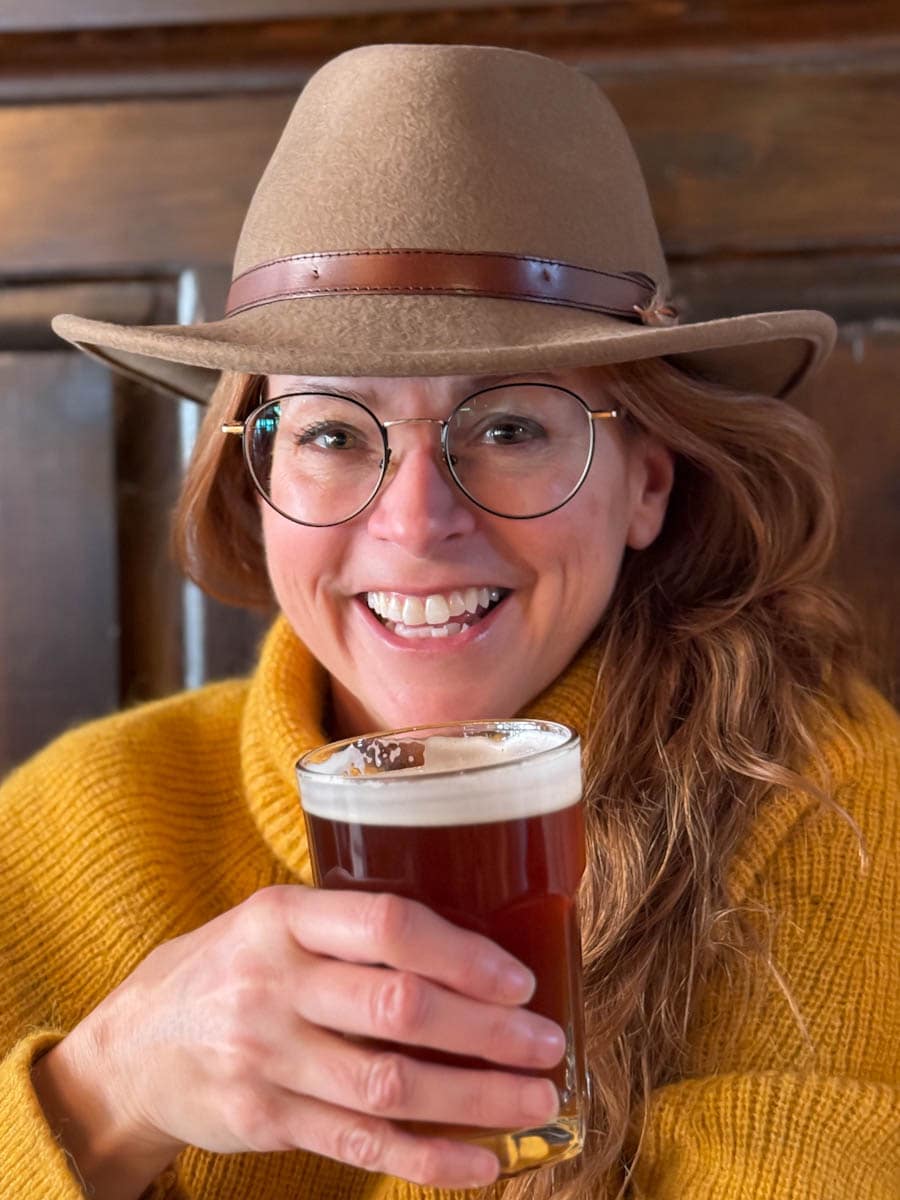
[297,721,581,827]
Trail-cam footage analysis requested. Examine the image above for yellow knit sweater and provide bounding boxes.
[1,618,898,1199]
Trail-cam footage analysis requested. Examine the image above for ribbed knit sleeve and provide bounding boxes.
[622,688,900,1199]
[0,681,254,1200]
[630,1073,899,1198]
[0,1031,86,1198]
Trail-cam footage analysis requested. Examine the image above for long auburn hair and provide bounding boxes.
[173,359,865,1196]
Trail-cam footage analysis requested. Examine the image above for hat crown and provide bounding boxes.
[233,43,668,286]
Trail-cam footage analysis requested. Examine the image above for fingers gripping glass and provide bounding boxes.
[221,383,619,526]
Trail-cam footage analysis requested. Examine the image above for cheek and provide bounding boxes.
[262,511,339,622]
[547,463,633,608]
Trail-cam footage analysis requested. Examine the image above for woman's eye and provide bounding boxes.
[480,417,546,445]
[294,422,360,449]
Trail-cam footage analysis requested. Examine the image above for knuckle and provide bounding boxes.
[223,1085,280,1151]
[487,1007,520,1053]
[361,1051,409,1114]
[362,892,414,951]
[237,885,294,934]
[371,971,429,1040]
[334,1120,386,1171]
[218,1026,267,1084]
[221,975,270,1030]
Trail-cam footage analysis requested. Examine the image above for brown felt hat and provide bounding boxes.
[52,43,835,404]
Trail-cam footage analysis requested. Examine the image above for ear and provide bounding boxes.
[625,435,675,550]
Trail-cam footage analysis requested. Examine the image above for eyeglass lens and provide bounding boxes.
[244,385,595,525]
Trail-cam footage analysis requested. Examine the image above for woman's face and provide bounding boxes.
[261,368,674,737]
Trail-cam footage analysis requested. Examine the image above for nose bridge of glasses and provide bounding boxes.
[381,416,447,431]
[380,415,449,466]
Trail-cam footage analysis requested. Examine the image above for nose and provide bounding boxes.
[364,425,477,554]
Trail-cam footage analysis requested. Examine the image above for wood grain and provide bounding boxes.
[0,353,118,774]
[792,326,900,701]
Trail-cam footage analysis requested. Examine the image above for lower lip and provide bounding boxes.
[353,594,510,652]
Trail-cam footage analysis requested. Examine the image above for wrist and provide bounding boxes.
[31,1038,183,1200]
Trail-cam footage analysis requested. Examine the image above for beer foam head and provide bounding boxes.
[297,720,581,826]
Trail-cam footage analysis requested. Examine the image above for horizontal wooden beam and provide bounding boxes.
[0,280,178,348]
[2,4,900,102]
[2,0,605,34]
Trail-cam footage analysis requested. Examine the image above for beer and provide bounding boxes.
[297,721,588,1176]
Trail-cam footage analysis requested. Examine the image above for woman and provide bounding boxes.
[2,43,897,1200]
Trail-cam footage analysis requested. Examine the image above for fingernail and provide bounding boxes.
[498,962,535,1002]
[533,1023,566,1065]
[521,1079,559,1123]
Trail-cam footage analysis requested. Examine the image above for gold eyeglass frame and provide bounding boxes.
[221,380,619,527]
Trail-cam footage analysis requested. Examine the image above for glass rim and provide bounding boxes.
[295,718,579,784]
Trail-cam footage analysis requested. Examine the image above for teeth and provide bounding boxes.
[364,587,506,628]
[401,596,426,626]
[393,622,463,640]
[425,594,451,625]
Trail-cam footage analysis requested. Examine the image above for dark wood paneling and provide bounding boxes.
[0,353,118,774]
[602,64,900,256]
[0,280,178,350]
[113,376,185,704]
[793,327,900,701]
[0,0,608,34]
[670,254,900,326]
[1,96,292,276]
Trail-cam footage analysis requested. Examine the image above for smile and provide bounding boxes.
[364,587,508,639]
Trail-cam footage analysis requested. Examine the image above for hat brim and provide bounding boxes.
[51,295,835,404]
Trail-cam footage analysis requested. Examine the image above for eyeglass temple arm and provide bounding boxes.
[589,409,619,421]
[221,422,244,434]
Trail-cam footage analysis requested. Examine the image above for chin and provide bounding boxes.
[378,691,513,731]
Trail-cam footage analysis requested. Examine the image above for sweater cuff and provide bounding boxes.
[0,1030,90,1198]
[0,1032,187,1199]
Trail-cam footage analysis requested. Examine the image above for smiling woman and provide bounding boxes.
[2,40,899,1200]
[178,366,672,734]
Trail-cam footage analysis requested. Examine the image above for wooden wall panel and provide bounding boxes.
[0,353,118,773]
[2,96,293,276]
[793,327,900,701]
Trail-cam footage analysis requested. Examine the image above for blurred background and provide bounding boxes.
[1,0,898,774]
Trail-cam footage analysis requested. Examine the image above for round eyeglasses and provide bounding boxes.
[221,382,619,526]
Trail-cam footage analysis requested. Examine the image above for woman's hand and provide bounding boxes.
[32,885,565,1198]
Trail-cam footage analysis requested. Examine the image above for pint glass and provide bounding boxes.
[296,719,588,1176]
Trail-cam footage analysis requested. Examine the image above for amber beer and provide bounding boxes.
[296,720,587,1176]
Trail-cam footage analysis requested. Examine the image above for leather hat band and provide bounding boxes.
[225,249,678,326]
